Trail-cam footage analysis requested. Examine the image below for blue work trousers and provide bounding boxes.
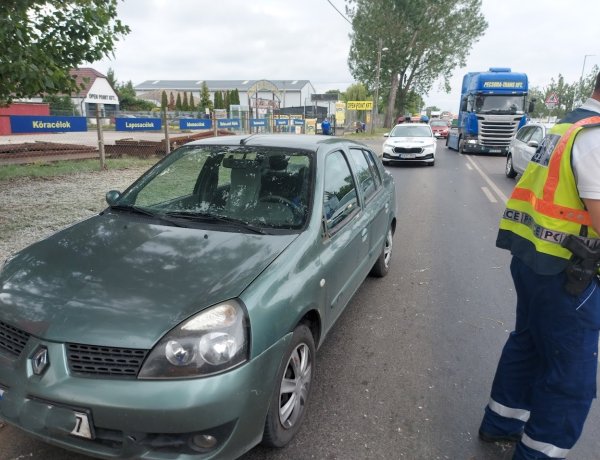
[481,256,600,459]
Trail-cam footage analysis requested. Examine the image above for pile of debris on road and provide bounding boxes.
[0,130,237,164]
[0,141,97,161]
[106,130,235,158]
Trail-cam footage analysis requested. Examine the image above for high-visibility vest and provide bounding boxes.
[497,111,600,275]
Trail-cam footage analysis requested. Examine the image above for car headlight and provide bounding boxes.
[138,300,249,379]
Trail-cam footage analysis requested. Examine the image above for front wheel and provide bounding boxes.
[505,154,517,178]
[262,324,315,447]
[370,227,393,277]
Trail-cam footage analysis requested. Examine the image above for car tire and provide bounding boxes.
[505,154,517,178]
[262,323,315,448]
[370,227,393,277]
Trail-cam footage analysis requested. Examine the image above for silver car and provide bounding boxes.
[505,122,550,178]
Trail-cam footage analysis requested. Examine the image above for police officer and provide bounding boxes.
[479,72,600,459]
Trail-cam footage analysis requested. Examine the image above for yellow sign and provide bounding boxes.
[335,102,346,124]
[306,118,317,135]
[347,100,373,111]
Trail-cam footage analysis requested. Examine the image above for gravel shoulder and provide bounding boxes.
[0,166,151,262]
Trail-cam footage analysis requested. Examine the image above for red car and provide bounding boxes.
[429,119,450,139]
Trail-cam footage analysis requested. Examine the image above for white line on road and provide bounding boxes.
[481,186,497,203]
[465,155,509,203]
[466,163,473,170]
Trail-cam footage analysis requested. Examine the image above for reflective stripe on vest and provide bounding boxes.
[499,116,600,266]
[488,398,530,422]
[521,433,570,458]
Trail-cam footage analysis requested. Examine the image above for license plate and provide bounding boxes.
[400,153,416,159]
[489,149,501,153]
[434,132,440,136]
[71,411,93,439]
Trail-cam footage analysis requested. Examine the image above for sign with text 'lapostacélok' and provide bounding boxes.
[115,118,162,131]
[10,116,88,133]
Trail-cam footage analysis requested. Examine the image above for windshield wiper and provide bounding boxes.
[108,205,187,227]
[165,211,267,234]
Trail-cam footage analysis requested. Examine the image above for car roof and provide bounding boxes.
[186,134,368,152]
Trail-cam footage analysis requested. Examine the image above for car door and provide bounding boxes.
[348,147,389,266]
[320,149,370,332]
[513,126,534,173]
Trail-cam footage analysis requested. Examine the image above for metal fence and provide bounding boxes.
[0,110,350,165]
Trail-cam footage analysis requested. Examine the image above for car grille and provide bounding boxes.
[477,116,522,147]
[67,343,148,378]
[394,147,423,154]
[0,320,30,357]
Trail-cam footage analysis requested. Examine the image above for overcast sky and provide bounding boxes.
[93,0,600,113]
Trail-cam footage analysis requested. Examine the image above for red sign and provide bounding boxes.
[545,93,559,104]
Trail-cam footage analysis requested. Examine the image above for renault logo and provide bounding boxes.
[31,346,49,375]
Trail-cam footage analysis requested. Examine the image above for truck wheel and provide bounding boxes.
[458,137,466,154]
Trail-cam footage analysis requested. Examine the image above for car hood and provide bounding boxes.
[385,137,434,146]
[0,214,296,348]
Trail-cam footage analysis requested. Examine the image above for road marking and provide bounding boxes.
[481,186,497,203]
[465,155,509,203]
[466,163,473,170]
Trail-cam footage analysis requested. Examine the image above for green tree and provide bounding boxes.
[161,91,168,111]
[42,95,77,115]
[214,91,223,110]
[0,0,129,105]
[199,82,212,114]
[189,93,196,111]
[175,93,182,110]
[224,90,230,112]
[347,0,487,127]
[342,82,369,102]
[182,92,189,111]
[231,89,240,105]
[169,92,175,111]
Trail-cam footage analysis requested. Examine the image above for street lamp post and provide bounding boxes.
[577,54,596,106]
[371,38,388,134]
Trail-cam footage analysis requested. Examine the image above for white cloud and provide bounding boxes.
[92,0,600,112]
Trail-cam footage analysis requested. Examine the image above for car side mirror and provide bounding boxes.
[105,190,122,206]
[527,140,539,148]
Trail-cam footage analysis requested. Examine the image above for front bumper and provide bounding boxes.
[462,141,508,155]
[0,333,290,459]
[382,151,435,164]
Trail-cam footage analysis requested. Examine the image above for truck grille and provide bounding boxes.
[67,343,148,378]
[0,320,30,357]
[477,116,522,147]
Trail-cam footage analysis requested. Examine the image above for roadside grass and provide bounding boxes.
[0,157,159,181]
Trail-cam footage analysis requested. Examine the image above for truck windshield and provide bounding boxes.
[475,95,526,115]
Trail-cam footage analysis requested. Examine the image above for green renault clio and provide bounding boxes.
[0,134,396,459]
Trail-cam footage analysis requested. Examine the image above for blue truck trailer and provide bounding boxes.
[447,67,531,154]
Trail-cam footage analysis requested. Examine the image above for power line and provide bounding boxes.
[325,0,352,25]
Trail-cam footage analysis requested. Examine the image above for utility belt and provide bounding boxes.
[561,235,600,296]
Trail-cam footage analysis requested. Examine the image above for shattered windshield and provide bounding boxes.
[114,145,312,231]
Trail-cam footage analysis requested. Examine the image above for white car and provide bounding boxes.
[382,123,436,166]
[505,122,549,178]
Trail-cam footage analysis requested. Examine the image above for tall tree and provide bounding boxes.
[182,92,189,111]
[189,93,196,111]
[0,0,129,104]
[175,93,182,111]
[199,82,212,114]
[161,90,168,111]
[214,91,223,110]
[169,92,175,110]
[346,0,487,127]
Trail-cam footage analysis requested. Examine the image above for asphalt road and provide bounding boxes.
[2,139,600,459]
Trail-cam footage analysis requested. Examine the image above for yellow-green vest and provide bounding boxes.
[497,111,600,275]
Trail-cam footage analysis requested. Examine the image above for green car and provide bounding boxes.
[0,134,396,459]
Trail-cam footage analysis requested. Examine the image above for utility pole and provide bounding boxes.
[371,39,388,134]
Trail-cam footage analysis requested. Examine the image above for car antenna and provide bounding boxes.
[240,134,257,145]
